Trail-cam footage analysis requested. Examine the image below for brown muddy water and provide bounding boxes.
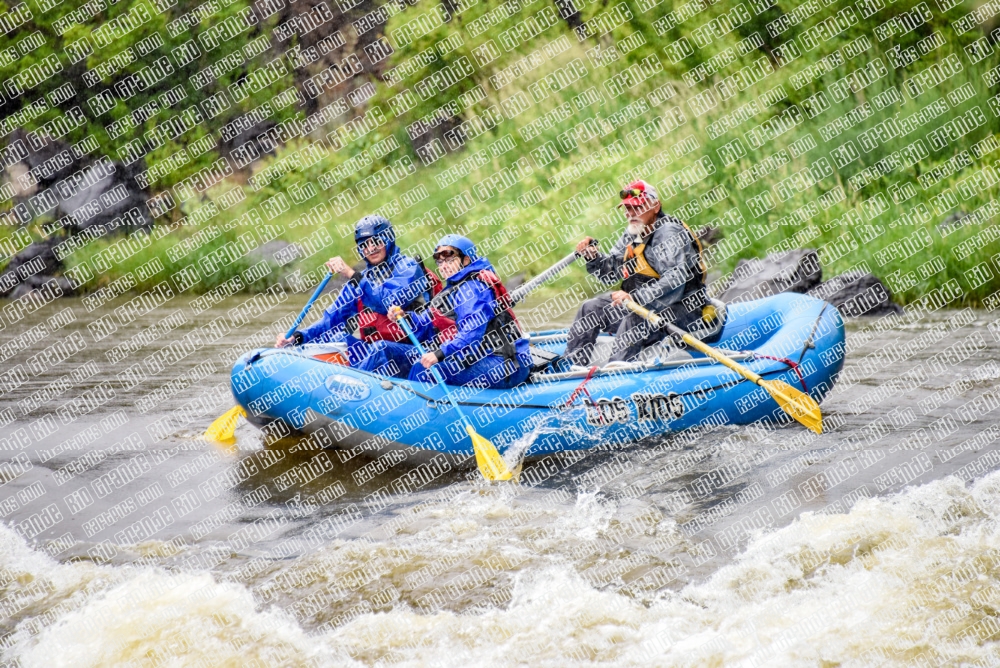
[1,292,1000,666]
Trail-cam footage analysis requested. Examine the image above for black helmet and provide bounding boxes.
[354,215,394,245]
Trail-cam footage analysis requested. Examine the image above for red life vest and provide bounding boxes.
[356,263,443,343]
[428,269,522,360]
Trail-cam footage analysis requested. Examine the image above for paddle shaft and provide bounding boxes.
[285,272,334,339]
[508,251,578,305]
[623,300,765,384]
[395,316,475,428]
[624,299,822,434]
[507,240,598,305]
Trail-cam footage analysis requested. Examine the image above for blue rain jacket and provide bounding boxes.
[299,242,430,344]
[409,257,531,365]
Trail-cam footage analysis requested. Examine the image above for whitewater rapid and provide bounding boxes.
[4,469,1000,667]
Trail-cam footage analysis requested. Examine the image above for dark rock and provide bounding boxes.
[8,128,83,188]
[938,210,971,236]
[248,240,304,267]
[942,211,969,226]
[219,120,278,171]
[6,275,72,299]
[0,239,61,297]
[56,159,153,233]
[8,283,33,300]
[717,249,822,303]
[505,271,526,291]
[50,276,76,296]
[8,238,60,275]
[1,129,154,299]
[696,226,724,246]
[324,261,366,293]
[808,271,903,317]
[6,128,152,233]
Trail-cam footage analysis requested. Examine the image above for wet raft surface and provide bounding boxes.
[2,295,1000,665]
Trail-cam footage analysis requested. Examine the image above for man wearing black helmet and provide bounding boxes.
[276,215,440,370]
[565,179,721,366]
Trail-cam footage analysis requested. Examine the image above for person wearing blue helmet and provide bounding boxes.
[387,234,532,388]
[276,215,441,372]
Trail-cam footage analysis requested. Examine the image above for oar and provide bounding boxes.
[507,239,598,305]
[393,315,517,482]
[622,299,823,434]
[205,271,335,443]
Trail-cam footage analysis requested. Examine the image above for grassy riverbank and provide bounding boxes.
[5,0,1000,308]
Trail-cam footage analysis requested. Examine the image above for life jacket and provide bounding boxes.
[355,256,443,343]
[427,269,523,361]
[622,217,718,325]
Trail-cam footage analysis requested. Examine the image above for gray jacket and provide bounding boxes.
[585,212,708,328]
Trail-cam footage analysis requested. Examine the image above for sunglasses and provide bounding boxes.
[355,237,385,256]
[620,188,648,199]
[433,249,462,263]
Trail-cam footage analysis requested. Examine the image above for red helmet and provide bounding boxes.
[619,180,660,207]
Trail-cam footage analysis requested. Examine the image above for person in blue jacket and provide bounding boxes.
[387,234,532,389]
[275,215,439,373]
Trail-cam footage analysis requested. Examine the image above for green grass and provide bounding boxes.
[4,0,1000,310]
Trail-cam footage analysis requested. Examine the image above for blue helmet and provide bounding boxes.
[354,215,394,245]
[435,234,477,260]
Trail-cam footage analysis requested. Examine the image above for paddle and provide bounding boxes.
[507,240,598,305]
[622,299,823,434]
[393,314,517,482]
[205,271,335,443]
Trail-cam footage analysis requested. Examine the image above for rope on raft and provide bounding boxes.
[753,354,809,392]
[563,366,599,408]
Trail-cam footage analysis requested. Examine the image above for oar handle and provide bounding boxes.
[395,314,473,427]
[622,300,763,385]
[285,272,334,339]
[507,240,598,305]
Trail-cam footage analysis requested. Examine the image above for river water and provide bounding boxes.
[1,293,1000,666]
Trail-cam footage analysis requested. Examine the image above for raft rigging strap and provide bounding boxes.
[797,303,827,365]
[563,365,598,408]
[563,366,607,425]
[752,354,808,392]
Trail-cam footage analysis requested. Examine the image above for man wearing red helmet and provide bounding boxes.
[565,179,721,366]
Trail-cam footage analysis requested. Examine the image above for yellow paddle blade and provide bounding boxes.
[622,299,825,434]
[205,405,246,443]
[760,379,823,434]
[467,425,518,482]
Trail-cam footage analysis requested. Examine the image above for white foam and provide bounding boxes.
[14,570,334,667]
[7,471,1000,666]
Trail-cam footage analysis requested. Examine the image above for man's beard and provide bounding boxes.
[626,222,644,236]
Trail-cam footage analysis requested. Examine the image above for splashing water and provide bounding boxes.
[4,469,1000,666]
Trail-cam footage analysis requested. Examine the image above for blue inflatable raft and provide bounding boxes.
[230,293,845,459]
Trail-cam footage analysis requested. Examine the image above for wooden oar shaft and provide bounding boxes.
[624,301,763,384]
[623,299,822,434]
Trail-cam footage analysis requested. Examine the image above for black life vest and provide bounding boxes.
[427,269,523,361]
[621,216,708,305]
